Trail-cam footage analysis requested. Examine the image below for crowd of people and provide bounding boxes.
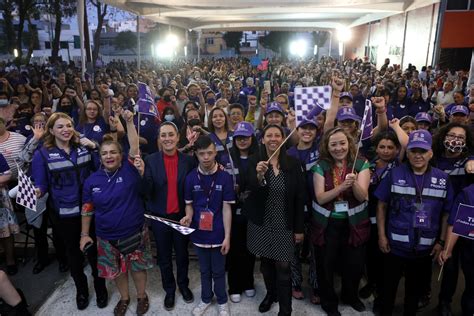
[0,55,473,316]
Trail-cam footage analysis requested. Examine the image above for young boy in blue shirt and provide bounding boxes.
[180,135,235,316]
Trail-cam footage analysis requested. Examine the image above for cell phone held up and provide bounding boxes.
[82,241,93,255]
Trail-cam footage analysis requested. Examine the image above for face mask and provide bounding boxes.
[18,112,33,121]
[444,139,466,153]
[207,98,215,106]
[163,95,172,102]
[164,114,175,122]
[0,99,8,107]
[188,118,201,127]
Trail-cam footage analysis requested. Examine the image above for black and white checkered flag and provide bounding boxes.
[16,168,37,212]
[294,86,332,126]
[145,214,195,235]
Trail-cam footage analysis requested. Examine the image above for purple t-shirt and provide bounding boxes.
[83,159,144,240]
[184,167,235,245]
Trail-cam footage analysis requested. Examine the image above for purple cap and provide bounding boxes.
[297,118,318,129]
[233,121,255,137]
[265,102,285,115]
[415,112,432,123]
[407,130,432,151]
[336,107,361,122]
[450,105,469,116]
[339,92,353,101]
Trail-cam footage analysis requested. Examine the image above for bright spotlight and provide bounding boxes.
[156,42,174,59]
[13,49,18,58]
[337,26,352,42]
[166,34,179,48]
[338,42,344,56]
[289,39,307,57]
[313,45,318,55]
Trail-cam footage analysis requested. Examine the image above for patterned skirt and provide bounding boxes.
[96,225,154,279]
[0,187,19,238]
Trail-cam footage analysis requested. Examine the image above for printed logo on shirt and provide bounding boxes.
[48,153,61,159]
[193,185,202,191]
[215,184,223,191]
[431,177,437,184]
[92,187,102,194]
[116,176,123,183]
[439,178,446,186]
[93,125,102,132]
[398,179,406,185]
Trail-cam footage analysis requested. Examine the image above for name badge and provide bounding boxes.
[413,203,431,228]
[334,201,349,213]
[199,210,214,231]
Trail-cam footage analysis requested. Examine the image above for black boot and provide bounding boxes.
[259,294,278,313]
[94,278,108,308]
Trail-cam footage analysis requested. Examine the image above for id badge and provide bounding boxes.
[334,201,349,213]
[199,210,214,231]
[413,203,431,228]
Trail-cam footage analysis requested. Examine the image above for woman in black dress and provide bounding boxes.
[244,124,306,316]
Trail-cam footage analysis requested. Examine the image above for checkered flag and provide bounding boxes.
[16,168,37,212]
[145,214,195,235]
[294,86,332,126]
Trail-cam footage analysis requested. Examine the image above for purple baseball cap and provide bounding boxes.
[336,107,361,122]
[415,112,432,123]
[450,105,469,116]
[339,92,353,101]
[407,129,432,151]
[297,118,318,129]
[233,121,255,137]
[265,102,285,115]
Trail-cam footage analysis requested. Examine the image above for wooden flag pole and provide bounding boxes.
[437,238,452,281]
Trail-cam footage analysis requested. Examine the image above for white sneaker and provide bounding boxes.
[192,301,211,316]
[244,289,256,297]
[218,303,230,316]
[229,294,241,303]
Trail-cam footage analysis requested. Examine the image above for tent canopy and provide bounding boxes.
[102,0,439,31]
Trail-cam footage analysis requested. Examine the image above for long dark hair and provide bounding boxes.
[230,134,259,168]
[258,124,289,171]
[432,122,474,161]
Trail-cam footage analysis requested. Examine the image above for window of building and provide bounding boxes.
[446,0,469,10]
[45,41,51,49]
[60,41,68,49]
[206,38,214,45]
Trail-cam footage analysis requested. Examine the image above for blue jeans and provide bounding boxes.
[195,246,227,304]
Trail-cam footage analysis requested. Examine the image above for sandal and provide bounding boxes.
[137,294,150,315]
[113,299,130,316]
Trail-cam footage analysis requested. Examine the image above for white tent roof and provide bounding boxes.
[102,0,439,31]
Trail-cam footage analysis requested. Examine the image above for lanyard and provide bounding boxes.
[411,172,425,204]
[333,161,347,200]
[197,171,218,211]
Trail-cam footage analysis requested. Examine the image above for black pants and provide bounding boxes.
[366,223,384,295]
[56,216,105,295]
[33,207,67,265]
[227,214,255,294]
[380,253,431,316]
[150,214,190,295]
[314,218,365,313]
[439,242,460,304]
[460,239,474,316]
[260,257,291,316]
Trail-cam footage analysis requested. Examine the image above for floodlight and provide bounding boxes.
[337,26,352,42]
[289,39,307,57]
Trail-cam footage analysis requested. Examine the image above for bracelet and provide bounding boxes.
[332,94,341,98]
[437,239,445,247]
[80,232,89,237]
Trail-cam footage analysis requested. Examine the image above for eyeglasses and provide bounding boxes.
[446,133,465,141]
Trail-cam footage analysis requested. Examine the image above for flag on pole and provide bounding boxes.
[360,99,373,141]
[137,82,158,116]
[145,214,195,235]
[16,168,37,212]
[452,203,474,240]
[294,85,331,126]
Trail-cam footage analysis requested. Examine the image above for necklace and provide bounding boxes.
[104,168,119,182]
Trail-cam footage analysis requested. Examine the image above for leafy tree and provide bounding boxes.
[90,0,108,68]
[114,31,137,54]
[223,31,243,54]
[0,0,16,54]
[259,31,293,57]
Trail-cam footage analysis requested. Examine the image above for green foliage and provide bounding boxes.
[259,31,293,57]
[114,31,137,53]
[223,31,243,54]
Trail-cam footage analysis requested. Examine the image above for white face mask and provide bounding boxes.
[0,99,8,106]
[164,114,175,122]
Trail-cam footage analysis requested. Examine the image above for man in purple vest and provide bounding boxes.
[375,129,454,316]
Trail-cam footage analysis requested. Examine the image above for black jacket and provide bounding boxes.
[243,152,306,233]
[142,151,196,218]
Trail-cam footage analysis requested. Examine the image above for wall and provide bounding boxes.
[441,11,474,48]
[345,4,439,69]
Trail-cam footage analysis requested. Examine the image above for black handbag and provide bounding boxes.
[109,231,142,255]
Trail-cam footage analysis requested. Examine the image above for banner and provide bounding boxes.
[360,99,373,140]
[452,203,474,240]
